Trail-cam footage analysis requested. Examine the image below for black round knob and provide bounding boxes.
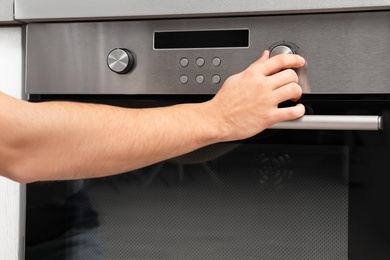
[107,48,135,74]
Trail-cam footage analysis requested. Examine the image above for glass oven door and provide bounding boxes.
[25,96,390,260]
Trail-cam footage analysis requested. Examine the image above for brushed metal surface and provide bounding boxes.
[26,11,390,95]
[0,26,25,260]
[0,0,15,23]
[14,0,390,22]
[107,48,134,74]
[270,45,295,56]
[269,115,382,130]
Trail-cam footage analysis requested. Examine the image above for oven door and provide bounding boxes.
[25,95,390,260]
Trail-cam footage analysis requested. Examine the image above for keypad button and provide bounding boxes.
[212,57,221,67]
[179,75,189,84]
[196,75,205,84]
[180,58,189,67]
[212,74,221,84]
[196,58,205,67]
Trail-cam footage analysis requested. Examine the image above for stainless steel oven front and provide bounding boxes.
[25,11,390,259]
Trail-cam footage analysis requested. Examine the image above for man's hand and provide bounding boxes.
[205,50,306,142]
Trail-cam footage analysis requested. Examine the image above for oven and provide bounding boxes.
[24,10,390,259]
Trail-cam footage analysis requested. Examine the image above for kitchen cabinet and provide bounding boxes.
[14,0,390,22]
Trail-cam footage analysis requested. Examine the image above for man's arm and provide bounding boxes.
[0,51,305,183]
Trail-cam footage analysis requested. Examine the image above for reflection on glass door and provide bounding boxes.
[26,143,349,260]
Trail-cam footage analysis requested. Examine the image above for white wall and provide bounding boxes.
[0,27,25,260]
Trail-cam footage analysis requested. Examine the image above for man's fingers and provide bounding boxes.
[273,104,305,123]
[250,50,270,67]
[258,50,270,62]
[259,54,305,76]
[268,69,299,89]
[272,83,302,103]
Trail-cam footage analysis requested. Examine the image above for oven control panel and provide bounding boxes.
[106,42,298,87]
[26,11,390,95]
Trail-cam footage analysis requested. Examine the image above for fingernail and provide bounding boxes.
[299,56,306,64]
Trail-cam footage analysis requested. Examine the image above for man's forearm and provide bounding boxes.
[1,98,220,183]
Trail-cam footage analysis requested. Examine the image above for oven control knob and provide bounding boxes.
[269,45,296,57]
[107,48,135,74]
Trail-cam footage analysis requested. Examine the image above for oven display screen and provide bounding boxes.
[154,29,249,49]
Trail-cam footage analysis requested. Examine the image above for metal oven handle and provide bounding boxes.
[268,115,382,131]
